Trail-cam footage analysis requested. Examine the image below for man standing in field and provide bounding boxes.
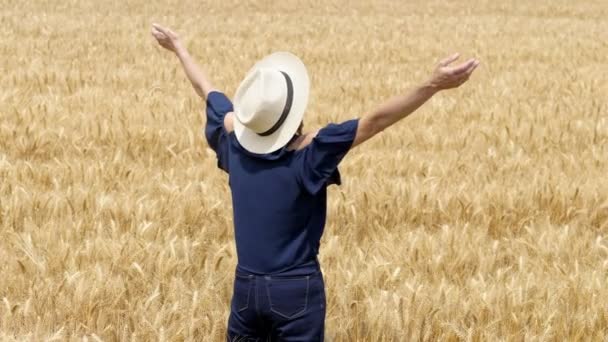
[151,23,478,341]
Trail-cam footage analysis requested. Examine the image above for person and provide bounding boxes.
[151,23,479,341]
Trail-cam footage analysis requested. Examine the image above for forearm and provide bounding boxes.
[351,53,478,148]
[367,82,437,133]
[174,44,215,98]
[352,82,437,148]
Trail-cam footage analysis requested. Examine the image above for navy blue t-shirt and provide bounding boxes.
[205,91,359,274]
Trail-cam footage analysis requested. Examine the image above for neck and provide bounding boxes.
[286,134,304,151]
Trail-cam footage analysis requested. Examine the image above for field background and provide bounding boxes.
[1,0,607,341]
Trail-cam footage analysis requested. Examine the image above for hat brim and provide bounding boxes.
[233,52,310,154]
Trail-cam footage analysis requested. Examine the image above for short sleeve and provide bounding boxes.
[204,91,233,172]
[298,119,359,195]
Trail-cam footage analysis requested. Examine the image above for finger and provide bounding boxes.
[439,53,460,67]
[166,29,179,39]
[152,23,167,34]
[456,61,479,81]
[151,31,165,40]
[450,58,477,75]
[152,28,167,39]
[457,64,478,83]
[465,60,480,76]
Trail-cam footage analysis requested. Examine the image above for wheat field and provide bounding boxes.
[1,0,607,341]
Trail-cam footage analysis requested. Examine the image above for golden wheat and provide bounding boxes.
[1,0,607,341]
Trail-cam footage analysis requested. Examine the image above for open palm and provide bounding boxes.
[151,23,181,53]
[429,53,480,90]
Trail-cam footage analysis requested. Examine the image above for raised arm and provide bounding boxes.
[151,23,217,99]
[352,53,480,148]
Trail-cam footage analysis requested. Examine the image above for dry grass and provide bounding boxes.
[1,0,607,340]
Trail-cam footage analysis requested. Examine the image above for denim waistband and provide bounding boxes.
[235,256,321,277]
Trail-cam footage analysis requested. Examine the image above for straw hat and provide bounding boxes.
[233,52,310,154]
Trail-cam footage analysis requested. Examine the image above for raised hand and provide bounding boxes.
[151,23,182,53]
[427,53,480,91]
[150,23,216,99]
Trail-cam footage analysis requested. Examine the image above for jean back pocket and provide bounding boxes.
[265,275,310,319]
[232,274,253,312]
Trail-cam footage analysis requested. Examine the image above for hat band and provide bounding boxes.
[258,71,294,137]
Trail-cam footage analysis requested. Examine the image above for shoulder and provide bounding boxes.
[224,112,235,133]
[288,130,319,151]
[288,119,360,151]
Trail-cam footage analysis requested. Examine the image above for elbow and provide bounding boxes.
[193,84,205,98]
[357,115,384,143]
[367,115,387,136]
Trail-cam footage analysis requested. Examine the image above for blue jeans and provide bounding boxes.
[226,261,326,341]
